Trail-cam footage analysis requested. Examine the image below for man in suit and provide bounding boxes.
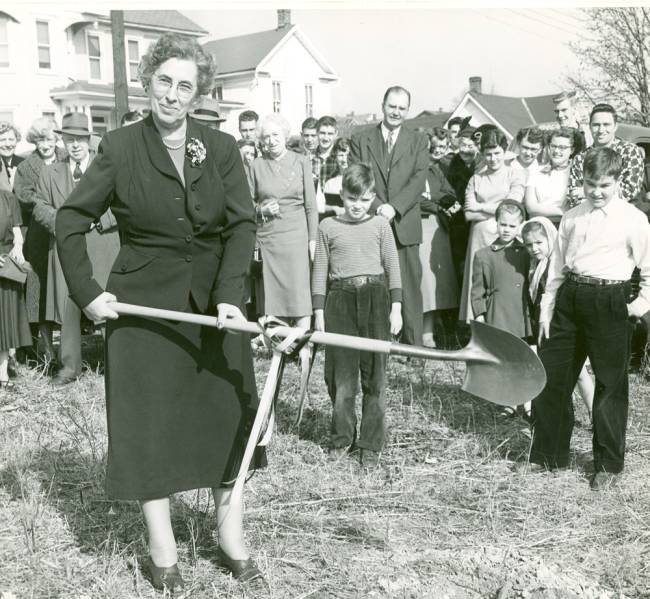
[33,112,120,386]
[350,86,429,345]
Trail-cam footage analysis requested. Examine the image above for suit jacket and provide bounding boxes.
[55,115,256,314]
[34,153,120,323]
[349,124,428,246]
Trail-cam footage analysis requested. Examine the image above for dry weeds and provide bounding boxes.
[0,334,648,598]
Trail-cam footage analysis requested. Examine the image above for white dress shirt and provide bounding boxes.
[381,123,400,146]
[540,195,650,323]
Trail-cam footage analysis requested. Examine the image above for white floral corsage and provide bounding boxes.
[186,138,206,167]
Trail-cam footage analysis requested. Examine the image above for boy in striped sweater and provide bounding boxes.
[312,163,402,468]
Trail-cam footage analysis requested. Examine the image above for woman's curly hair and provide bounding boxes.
[138,33,216,98]
[0,121,21,142]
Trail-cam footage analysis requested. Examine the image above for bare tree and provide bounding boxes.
[566,7,650,125]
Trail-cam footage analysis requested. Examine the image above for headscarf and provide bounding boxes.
[522,216,558,301]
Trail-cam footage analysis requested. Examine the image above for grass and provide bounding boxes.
[0,333,649,598]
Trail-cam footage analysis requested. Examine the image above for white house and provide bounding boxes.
[203,10,339,136]
[0,8,206,152]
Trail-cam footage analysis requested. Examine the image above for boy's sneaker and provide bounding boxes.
[590,471,621,491]
[328,447,347,461]
[360,449,380,469]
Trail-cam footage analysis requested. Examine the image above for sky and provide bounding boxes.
[184,6,588,116]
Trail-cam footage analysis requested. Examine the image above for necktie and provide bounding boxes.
[386,130,394,155]
[73,161,82,181]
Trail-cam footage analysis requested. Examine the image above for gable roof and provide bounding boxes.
[203,27,291,76]
[83,10,207,35]
[467,91,557,136]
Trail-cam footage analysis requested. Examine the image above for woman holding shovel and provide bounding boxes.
[55,33,265,593]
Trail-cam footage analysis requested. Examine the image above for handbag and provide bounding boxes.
[0,254,32,284]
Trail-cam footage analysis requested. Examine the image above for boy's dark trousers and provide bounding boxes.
[324,276,391,452]
[531,278,632,473]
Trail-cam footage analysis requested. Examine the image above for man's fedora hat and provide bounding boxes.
[55,112,91,136]
[190,97,226,123]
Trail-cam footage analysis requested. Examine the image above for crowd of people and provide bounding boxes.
[0,29,649,593]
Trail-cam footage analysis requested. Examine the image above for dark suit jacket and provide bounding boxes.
[349,124,428,246]
[55,115,256,313]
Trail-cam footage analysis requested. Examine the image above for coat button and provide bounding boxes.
[195,203,201,211]
[191,183,197,191]
[174,197,182,201]
[193,223,201,231]
[121,264,127,272]
[186,255,193,262]
[185,235,192,243]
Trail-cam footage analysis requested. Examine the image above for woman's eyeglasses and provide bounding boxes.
[152,75,195,100]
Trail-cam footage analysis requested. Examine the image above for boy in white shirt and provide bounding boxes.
[531,147,650,490]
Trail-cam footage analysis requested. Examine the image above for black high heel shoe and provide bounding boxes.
[143,558,185,593]
[215,547,264,583]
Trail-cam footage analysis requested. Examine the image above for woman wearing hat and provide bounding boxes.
[55,33,264,593]
[14,117,63,364]
[32,112,120,386]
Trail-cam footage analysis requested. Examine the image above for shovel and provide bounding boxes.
[110,302,546,503]
[111,302,545,406]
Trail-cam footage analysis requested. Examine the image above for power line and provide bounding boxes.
[470,9,563,42]
[528,8,585,33]
[507,9,580,37]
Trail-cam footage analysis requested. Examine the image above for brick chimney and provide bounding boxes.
[277,9,291,29]
[469,76,482,94]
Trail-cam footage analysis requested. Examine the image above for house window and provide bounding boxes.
[272,81,281,113]
[36,20,51,69]
[0,17,9,68]
[127,39,139,82]
[91,112,108,136]
[41,111,55,121]
[211,86,223,101]
[87,34,101,80]
[305,84,313,118]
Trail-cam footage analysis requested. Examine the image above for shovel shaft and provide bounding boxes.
[110,303,497,364]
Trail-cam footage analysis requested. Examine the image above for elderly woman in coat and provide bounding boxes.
[13,117,62,362]
[55,33,265,592]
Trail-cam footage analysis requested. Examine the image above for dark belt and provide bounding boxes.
[567,272,627,286]
[329,274,385,290]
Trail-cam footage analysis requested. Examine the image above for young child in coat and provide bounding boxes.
[470,199,531,338]
[0,190,31,394]
[311,163,402,468]
[531,147,650,490]
[521,216,594,420]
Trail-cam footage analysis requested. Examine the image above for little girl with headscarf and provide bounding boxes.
[522,216,594,420]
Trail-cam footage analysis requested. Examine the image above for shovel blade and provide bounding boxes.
[461,322,546,406]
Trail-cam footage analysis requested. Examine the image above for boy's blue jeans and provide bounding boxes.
[324,276,391,452]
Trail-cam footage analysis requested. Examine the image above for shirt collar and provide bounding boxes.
[588,194,623,216]
[381,123,400,143]
[69,154,90,175]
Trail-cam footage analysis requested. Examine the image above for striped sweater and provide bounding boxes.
[311,215,402,310]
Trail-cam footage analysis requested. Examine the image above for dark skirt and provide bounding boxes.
[104,306,266,500]
[0,277,31,351]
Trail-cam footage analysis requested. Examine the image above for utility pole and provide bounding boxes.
[110,10,129,128]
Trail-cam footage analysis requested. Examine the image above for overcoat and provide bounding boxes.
[33,153,120,324]
[470,239,532,338]
[54,115,261,500]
